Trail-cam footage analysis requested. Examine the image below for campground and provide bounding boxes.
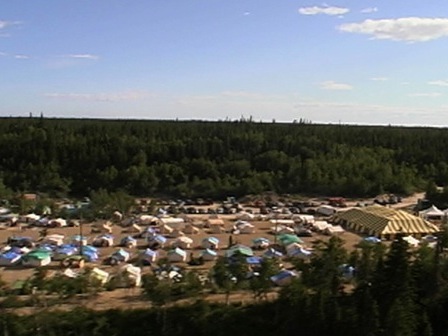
[0,193,428,312]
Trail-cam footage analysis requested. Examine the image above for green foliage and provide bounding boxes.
[0,118,444,198]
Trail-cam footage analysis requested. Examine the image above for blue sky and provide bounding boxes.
[2,1,448,126]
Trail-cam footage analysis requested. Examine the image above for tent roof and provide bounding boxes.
[334,205,439,236]
[419,205,444,216]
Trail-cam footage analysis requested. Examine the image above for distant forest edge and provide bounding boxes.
[1,117,447,199]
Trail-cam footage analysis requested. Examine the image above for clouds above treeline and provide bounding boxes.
[339,17,448,42]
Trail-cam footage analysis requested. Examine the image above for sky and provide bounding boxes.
[2,1,448,126]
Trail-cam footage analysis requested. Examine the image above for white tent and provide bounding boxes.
[270,219,295,227]
[118,264,142,287]
[42,234,65,246]
[324,225,345,235]
[138,215,157,225]
[167,247,187,262]
[237,222,255,234]
[313,221,332,232]
[237,212,255,221]
[420,205,444,221]
[172,236,193,249]
[50,218,67,227]
[159,217,185,229]
[403,235,420,247]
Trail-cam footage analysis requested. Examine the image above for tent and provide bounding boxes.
[92,234,114,247]
[22,250,52,267]
[120,236,137,248]
[287,247,312,259]
[202,237,219,250]
[312,221,332,232]
[324,225,345,235]
[264,248,283,259]
[172,236,193,249]
[148,235,167,249]
[53,244,78,261]
[90,267,109,285]
[225,244,254,258]
[200,248,218,261]
[419,205,444,221]
[42,234,65,246]
[270,270,297,286]
[118,264,142,287]
[140,248,158,265]
[184,224,200,234]
[50,218,67,228]
[167,247,187,262]
[278,234,303,246]
[158,217,184,229]
[403,235,420,247]
[333,205,440,239]
[71,235,88,247]
[237,222,255,234]
[252,237,270,249]
[0,250,22,266]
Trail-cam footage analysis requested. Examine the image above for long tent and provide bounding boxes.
[333,205,439,238]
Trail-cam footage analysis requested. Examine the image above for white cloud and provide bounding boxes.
[370,77,388,81]
[0,20,14,29]
[67,54,99,60]
[428,80,448,86]
[299,6,349,16]
[14,55,29,59]
[339,17,448,42]
[360,7,378,14]
[45,91,153,102]
[408,92,442,97]
[0,52,6,56]
[320,81,353,90]
[0,20,21,33]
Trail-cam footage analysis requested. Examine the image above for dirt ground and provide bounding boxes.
[0,215,363,285]
[0,193,423,312]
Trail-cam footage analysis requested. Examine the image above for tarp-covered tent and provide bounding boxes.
[333,205,440,238]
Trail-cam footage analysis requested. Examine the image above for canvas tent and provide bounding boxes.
[419,205,444,221]
[333,205,440,239]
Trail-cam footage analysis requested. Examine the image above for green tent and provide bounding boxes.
[278,234,303,246]
[225,244,254,258]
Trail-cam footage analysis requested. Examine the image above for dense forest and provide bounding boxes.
[1,117,448,199]
[2,235,448,335]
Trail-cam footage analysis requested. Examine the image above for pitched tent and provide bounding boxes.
[22,250,52,267]
[167,247,187,262]
[333,205,440,239]
[225,244,254,258]
[252,237,270,249]
[201,237,219,250]
[200,248,218,261]
[172,236,193,249]
[90,267,109,285]
[184,224,200,234]
[140,248,158,265]
[278,234,303,246]
[419,205,444,221]
[270,270,297,286]
[0,250,22,266]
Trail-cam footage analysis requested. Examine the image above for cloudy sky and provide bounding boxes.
[2,1,448,126]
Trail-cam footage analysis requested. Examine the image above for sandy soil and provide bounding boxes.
[0,193,422,313]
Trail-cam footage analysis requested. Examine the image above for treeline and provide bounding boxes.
[2,236,448,335]
[1,117,448,198]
